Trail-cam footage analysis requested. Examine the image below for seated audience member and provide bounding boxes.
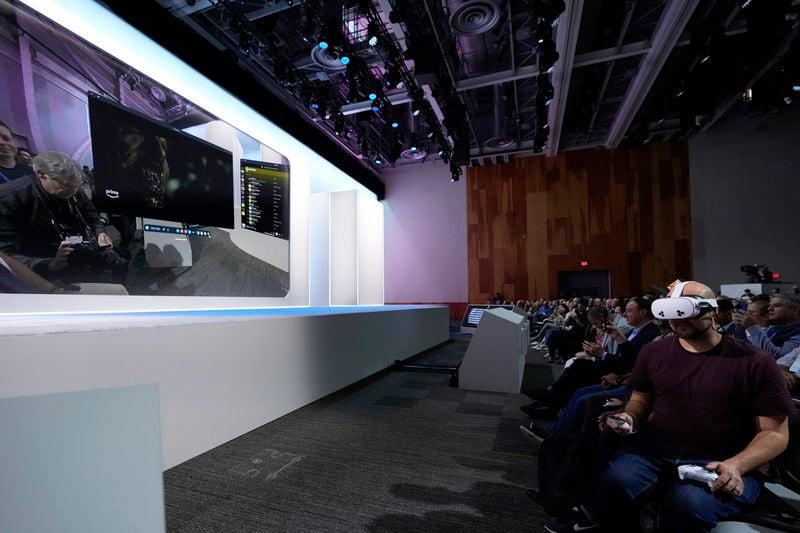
[544,299,589,363]
[733,294,800,359]
[545,281,796,533]
[0,151,127,285]
[0,120,34,183]
[532,303,568,348]
[522,319,672,442]
[734,297,770,340]
[565,306,629,366]
[715,296,736,334]
[524,297,658,410]
[776,346,800,394]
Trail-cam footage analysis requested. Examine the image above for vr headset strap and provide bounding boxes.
[671,281,690,298]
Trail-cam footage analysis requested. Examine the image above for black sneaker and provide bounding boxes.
[543,507,597,532]
[520,401,553,417]
[519,421,550,443]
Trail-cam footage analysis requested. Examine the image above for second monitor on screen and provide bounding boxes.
[240,159,290,240]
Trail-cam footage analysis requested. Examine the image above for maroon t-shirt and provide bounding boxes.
[628,335,797,460]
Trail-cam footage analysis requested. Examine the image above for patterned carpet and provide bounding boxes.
[163,335,557,532]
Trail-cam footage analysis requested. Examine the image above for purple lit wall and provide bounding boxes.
[382,161,468,304]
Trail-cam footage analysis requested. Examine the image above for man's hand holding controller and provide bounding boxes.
[599,412,636,435]
[678,465,719,488]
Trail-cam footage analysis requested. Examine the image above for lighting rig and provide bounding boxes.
[207,0,450,171]
[529,0,563,153]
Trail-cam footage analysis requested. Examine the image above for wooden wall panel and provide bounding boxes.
[467,142,692,301]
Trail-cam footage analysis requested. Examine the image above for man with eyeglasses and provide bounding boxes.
[0,151,125,286]
[733,294,800,360]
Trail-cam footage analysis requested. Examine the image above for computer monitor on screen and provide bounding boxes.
[88,92,235,228]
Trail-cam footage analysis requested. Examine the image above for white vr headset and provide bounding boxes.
[651,281,718,320]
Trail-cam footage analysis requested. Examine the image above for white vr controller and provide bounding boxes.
[651,281,718,320]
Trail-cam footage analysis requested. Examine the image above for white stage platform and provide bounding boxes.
[0,305,448,469]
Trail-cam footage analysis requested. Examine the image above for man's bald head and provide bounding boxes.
[669,280,715,300]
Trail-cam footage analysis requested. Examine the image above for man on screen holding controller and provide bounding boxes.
[0,152,124,286]
[549,280,796,532]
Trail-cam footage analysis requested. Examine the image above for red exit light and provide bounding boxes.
[580,261,589,267]
[773,272,781,279]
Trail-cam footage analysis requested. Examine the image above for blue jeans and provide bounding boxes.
[592,436,761,532]
[549,384,631,434]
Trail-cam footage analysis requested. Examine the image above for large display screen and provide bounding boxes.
[88,93,234,229]
[240,159,290,240]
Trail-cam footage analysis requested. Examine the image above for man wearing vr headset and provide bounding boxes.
[548,281,796,533]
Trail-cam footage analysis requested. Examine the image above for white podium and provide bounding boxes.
[459,308,529,394]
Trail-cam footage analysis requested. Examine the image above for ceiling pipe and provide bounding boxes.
[545,0,584,156]
[605,0,701,149]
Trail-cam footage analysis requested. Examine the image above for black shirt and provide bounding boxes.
[0,163,33,183]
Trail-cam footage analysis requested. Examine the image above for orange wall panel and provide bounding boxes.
[467,143,692,301]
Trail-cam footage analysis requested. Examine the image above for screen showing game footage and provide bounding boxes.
[88,93,234,228]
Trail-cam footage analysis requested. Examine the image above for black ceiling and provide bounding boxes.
[105,0,800,179]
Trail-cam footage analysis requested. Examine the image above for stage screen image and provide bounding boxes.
[88,93,235,229]
[240,159,290,240]
[0,2,291,298]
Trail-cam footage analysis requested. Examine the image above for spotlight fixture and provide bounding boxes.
[530,0,566,25]
[371,103,381,112]
[449,161,462,182]
[391,121,399,128]
[411,100,423,117]
[368,92,377,100]
[367,21,381,47]
[793,85,800,92]
[383,64,403,89]
[318,40,329,50]
[340,55,350,65]
[785,96,793,105]
[374,156,383,165]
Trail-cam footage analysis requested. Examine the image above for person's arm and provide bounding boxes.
[0,251,57,293]
[706,415,790,495]
[744,326,800,357]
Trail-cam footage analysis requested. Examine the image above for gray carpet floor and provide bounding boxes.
[163,335,558,532]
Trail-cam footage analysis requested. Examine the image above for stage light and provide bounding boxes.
[383,65,403,88]
[340,55,350,65]
[427,131,434,139]
[368,92,377,100]
[391,120,399,128]
[411,100,423,117]
[367,21,381,47]
[793,85,800,92]
[286,0,294,5]
[785,96,793,105]
[450,161,462,182]
[374,157,382,165]
[319,41,329,50]
[333,113,345,136]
